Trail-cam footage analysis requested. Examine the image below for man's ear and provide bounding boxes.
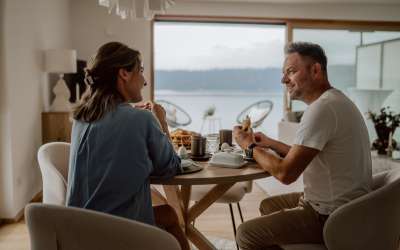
[311,63,323,80]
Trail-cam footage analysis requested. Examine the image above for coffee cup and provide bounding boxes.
[191,135,206,156]
[219,129,232,148]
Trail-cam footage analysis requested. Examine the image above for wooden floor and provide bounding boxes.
[0,184,267,250]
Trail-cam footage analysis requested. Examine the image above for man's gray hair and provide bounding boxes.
[285,42,328,72]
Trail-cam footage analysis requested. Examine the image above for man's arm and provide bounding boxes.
[234,126,319,185]
[253,144,319,184]
[254,132,291,157]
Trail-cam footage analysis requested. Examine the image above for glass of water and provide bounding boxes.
[206,133,219,154]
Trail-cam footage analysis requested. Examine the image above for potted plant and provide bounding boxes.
[368,107,400,155]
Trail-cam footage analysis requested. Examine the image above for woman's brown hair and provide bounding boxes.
[73,42,142,123]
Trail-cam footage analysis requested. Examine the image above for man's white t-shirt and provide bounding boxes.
[294,88,372,215]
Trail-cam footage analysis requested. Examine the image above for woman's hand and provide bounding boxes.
[133,102,169,134]
[151,103,167,123]
[134,102,166,124]
[151,103,170,136]
[135,102,152,111]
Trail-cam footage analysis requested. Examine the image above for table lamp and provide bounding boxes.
[44,49,77,111]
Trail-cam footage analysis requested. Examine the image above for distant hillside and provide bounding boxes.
[155,68,283,92]
[155,65,355,92]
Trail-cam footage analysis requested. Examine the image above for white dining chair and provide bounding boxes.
[191,181,252,250]
[37,142,70,205]
[282,168,400,250]
[25,203,181,250]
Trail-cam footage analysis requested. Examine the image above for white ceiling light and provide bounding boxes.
[98,0,175,20]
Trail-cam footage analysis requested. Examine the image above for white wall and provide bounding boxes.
[0,0,71,218]
[0,0,14,217]
[71,0,152,100]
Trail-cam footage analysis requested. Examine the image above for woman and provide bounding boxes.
[66,42,189,249]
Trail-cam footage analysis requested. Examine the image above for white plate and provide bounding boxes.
[208,160,248,169]
[179,160,203,175]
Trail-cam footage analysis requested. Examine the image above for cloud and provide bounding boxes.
[156,38,285,70]
[197,39,285,69]
[154,22,285,70]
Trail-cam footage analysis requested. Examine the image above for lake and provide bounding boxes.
[155,90,284,139]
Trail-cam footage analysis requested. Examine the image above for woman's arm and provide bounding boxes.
[151,103,171,139]
[145,112,181,179]
[133,102,171,139]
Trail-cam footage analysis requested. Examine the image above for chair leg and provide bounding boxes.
[229,203,239,250]
[237,202,244,223]
[192,201,196,227]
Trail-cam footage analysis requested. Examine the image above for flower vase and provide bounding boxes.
[372,125,397,155]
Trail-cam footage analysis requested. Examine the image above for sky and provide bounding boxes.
[154,22,285,70]
[154,22,400,71]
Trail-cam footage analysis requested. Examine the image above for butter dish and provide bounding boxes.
[208,151,246,168]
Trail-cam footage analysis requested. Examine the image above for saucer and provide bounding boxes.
[188,153,212,161]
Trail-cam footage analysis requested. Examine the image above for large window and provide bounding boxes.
[153,18,400,144]
[154,21,285,138]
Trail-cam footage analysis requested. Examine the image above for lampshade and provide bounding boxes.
[44,49,77,74]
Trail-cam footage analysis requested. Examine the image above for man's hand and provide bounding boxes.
[233,125,254,149]
[254,132,272,147]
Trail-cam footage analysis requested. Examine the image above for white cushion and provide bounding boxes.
[190,183,246,203]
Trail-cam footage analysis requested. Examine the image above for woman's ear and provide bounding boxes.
[118,68,130,82]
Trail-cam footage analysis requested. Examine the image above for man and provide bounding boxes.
[233,42,372,250]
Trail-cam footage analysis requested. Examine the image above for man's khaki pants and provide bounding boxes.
[236,192,328,250]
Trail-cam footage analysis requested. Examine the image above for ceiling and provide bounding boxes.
[189,0,400,4]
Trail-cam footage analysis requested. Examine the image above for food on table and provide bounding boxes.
[241,115,251,132]
[170,129,198,150]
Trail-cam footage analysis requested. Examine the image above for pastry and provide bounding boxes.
[170,129,198,149]
[242,115,251,132]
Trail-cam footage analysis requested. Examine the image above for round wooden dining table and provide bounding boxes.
[151,161,270,250]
